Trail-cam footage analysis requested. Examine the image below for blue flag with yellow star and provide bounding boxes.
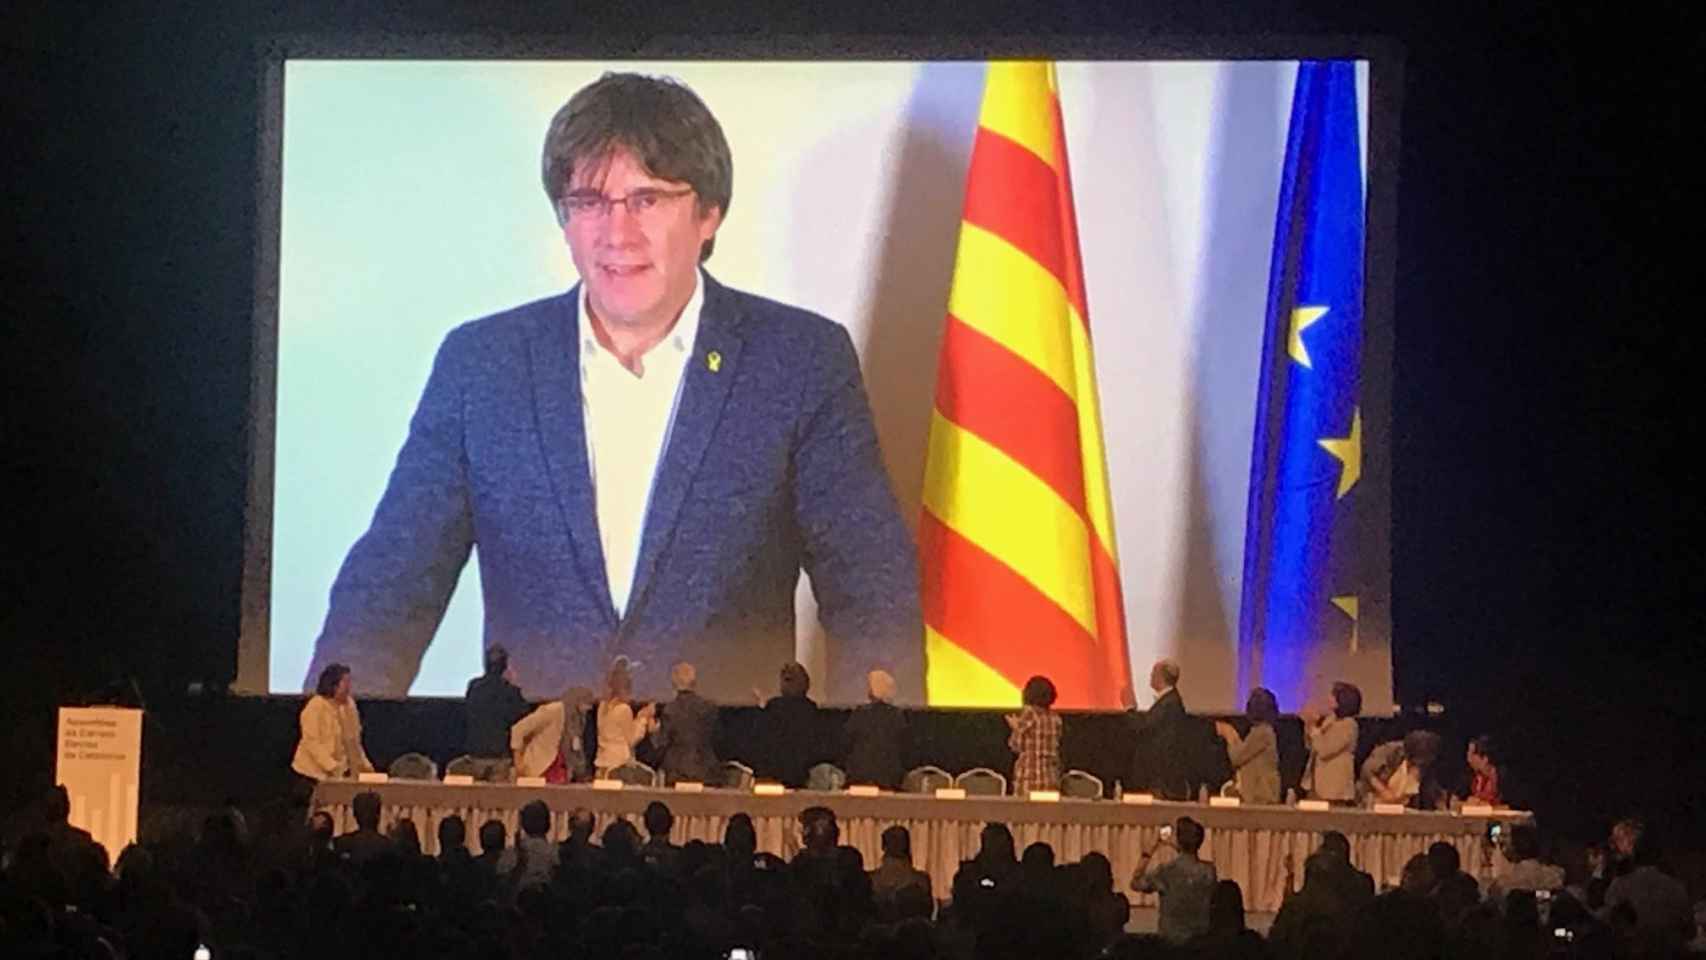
[1237,61,1365,711]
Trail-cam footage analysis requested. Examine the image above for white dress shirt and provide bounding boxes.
[578,273,705,617]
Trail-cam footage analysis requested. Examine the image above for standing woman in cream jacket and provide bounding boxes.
[1300,681,1362,803]
[291,663,375,804]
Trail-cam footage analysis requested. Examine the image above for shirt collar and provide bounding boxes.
[578,269,705,370]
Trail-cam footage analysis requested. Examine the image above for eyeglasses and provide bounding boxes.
[560,187,695,221]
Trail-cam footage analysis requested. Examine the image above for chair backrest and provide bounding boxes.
[1060,769,1104,799]
[443,755,480,778]
[609,760,659,787]
[807,763,847,792]
[721,760,755,790]
[902,765,954,794]
[956,767,1008,796]
[388,752,438,781]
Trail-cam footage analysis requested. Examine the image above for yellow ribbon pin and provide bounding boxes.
[707,350,722,373]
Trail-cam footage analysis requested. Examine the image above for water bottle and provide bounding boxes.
[1113,779,1123,802]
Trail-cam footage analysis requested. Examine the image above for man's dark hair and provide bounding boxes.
[541,72,733,261]
[1330,682,1363,718]
[1174,817,1205,854]
[436,815,466,852]
[483,645,509,678]
[978,823,1016,862]
[643,801,675,838]
[1403,730,1443,768]
[1246,687,1280,725]
[603,819,641,859]
[478,818,506,854]
[351,791,381,831]
[315,663,350,699]
[568,807,596,840]
[799,805,838,849]
[1508,823,1541,862]
[724,813,757,859]
[519,799,551,838]
[1426,840,1460,879]
[1209,879,1246,933]
[45,785,71,822]
[1021,675,1058,709]
[881,824,912,860]
[1320,830,1352,861]
[1021,841,1055,871]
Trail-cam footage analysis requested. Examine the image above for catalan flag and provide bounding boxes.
[920,62,1133,710]
[1237,61,1366,710]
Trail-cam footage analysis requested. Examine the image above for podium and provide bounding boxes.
[56,706,143,857]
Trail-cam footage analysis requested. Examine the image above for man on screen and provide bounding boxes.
[303,72,922,702]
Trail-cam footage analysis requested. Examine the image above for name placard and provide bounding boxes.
[1208,796,1242,808]
[672,781,705,793]
[1121,793,1156,805]
[1296,799,1331,812]
[516,776,547,787]
[1460,803,1495,816]
[753,782,786,796]
[357,772,390,784]
[591,778,624,791]
[442,774,475,785]
[934,787,967,800]
[1028,790,1061,803]
[847,784,882,797]
[1373,802,1408,814]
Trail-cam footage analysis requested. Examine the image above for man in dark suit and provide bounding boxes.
[842,669,907,789]
[463,644,528,780]
[303,73,922,704]
[1127,658,1191,799]
[652,661,718,784]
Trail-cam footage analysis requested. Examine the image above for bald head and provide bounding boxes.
[867,670,897,703]
[670,662,697,692]
[1150,659,1181,694]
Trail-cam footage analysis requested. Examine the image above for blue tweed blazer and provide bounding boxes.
[303,274,922,703]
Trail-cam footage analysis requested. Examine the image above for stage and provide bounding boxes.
[311,779,1528,912]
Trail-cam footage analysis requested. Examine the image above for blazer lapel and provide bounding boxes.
[622,276,747,625]
[529,290,618,627]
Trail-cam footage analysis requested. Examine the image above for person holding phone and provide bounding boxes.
[1130,816,1217,943]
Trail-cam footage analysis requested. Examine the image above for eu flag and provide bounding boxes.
[1237,61,1365,711]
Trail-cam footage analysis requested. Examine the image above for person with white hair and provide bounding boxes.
[842,668,907,789]
[653,661,719,784]
[1127,658,1192,799]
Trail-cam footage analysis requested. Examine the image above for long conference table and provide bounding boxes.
[311,780,1530,913]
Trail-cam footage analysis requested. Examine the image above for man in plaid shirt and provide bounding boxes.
[1007,675,1064,795]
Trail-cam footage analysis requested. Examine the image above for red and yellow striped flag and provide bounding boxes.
[921,62,1133,710]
